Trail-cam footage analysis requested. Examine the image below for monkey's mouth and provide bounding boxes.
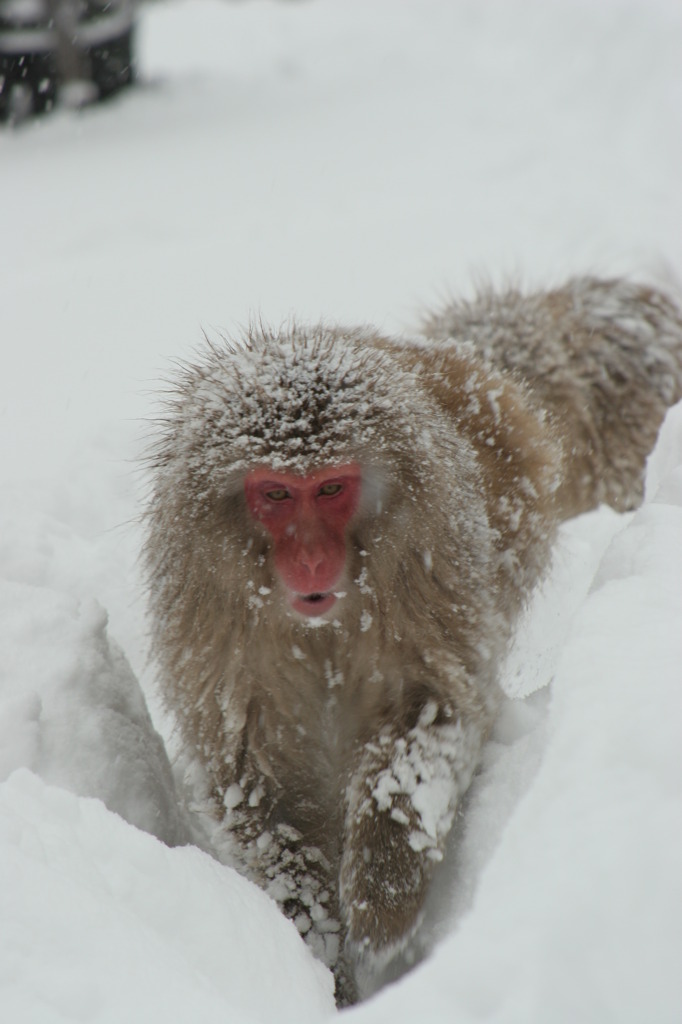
[290,591,338,618]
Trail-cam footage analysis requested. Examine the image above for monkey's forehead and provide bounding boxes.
[164,328,436,473]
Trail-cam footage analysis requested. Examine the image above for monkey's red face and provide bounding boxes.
[244,464,361,618]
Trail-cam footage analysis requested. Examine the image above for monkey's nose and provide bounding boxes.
[300,551,323,573]
[299,543,327,577]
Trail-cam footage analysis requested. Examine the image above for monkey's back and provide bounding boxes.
[421,277,682,516]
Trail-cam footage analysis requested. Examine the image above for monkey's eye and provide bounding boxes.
[318,483,343,497]
[265,488,291,502]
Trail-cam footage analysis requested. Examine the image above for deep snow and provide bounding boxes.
[1,1,681,1021]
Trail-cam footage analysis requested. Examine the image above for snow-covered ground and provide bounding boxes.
[1,1,681,1021]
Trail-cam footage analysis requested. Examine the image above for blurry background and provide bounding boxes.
[2,0,681,487]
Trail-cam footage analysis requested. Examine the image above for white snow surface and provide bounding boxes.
[1,1,681,1021]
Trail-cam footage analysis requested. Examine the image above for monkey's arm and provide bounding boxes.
[220,733,358,1002]
[339,699,484,961]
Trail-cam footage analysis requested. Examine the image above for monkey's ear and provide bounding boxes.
[211,471,254,527]
[358,464,392,517]
[222,470,254,503]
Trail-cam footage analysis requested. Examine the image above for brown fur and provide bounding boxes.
[143,277,682,1004]
[421,276,682,515]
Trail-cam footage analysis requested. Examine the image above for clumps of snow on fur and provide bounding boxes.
[371,703,482,861]
[151,324,427,486]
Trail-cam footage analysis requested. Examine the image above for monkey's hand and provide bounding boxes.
[224,782,356,1005]
[259,822,363,1005]
[225,789,342,964]
[339,701,482,961]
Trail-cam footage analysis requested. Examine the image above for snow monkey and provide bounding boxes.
[144,277,682,1004]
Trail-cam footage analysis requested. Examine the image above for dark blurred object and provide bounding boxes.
[0,0,135,122]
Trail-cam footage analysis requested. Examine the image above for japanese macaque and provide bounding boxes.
[144,276,682,1005]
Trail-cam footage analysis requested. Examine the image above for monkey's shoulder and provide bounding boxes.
[379,336,560,497]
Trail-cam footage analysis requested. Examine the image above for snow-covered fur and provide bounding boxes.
[143,277,682,1004]
[421,277,682,516]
